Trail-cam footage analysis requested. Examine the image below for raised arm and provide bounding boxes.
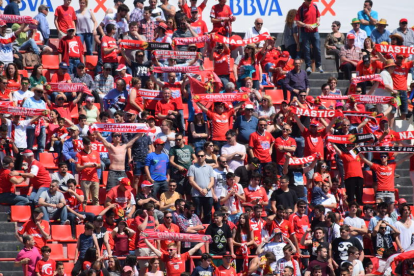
[126,133,144,149]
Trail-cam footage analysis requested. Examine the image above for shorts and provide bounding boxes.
[133,161,145,176]
[376,191,395,205]
[107,170,127,191]
[135,247,156,268]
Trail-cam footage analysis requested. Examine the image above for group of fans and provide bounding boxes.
[1,0,414,275]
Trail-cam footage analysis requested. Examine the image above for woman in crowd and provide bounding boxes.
[313,160,332,188]
[76,0,98,56]
[268,112,285,139]
[5,63,21,92]
[240,77,262,110]
[325,20,345,72]
[144,258,163,276]
[189,111,209,153]
[282,9,299,59]
[107,257,122,276]
[81,96,100,124]
[29,64,47,88]
[125,77,144,114]
[237,44,262,89]
[328,77,342,95]
[112,221,136,259]
[204,141,218,168]
[256,95,275,120]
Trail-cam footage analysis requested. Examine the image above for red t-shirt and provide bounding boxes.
[29,160,52,189]
[35,259,56,276]
[114,74,133,89]
[106,186,132,209]
[6,79,20,91]
[134,215,156,248]
[207,109,235,141]
[210,4,233,32]
[101,36,118,63]
[0,168,14,194]
[275,136,297,165]
[238,58,260,80]
[51,72,71,83]
[214,48,231,76]
[295,3,320,33]
[64,188,84,212]
[155,100,178,122]
[54,5,77,34]
[244,186,268,216]
[268,219,295,238]
[392,61,414,91]
[272,58,294,83]
[0,88,11,101]
[76,150,100,182]
[216,265,237,276]
[161,252,190,276]
[340,152,363,179]
[250,217,265,245]
[18,220,50,251]
[356,60,381,76]
[190,19,209,48]
[371,163,396,192]
[257,49,280,68]
[249,131,275,163]
[124,88,144,113]
[183,2,206,20]
[289,213,309,249]
[65,36,82,58]
[157,223,180,251]
[163,82,183,110]
[302,128,327,158]
[373,129,397,160]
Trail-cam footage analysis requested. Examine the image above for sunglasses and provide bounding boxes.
[197,155,205,157]
[282,128,290,131]
[169,185,176,187]
[137,55,144,57]
[113,135,121,138]
[379,227,386,230]
[165,216,173,219]
[380,155,388,158]
[22,82,29,85]
[208,144,214,147]
[175,139,182,141]
[256,23,263,25]
[356,90,362,93]
[57,98,65,101]
[298,206,307,209]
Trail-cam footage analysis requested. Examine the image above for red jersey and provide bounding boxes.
[289,213,309,249]
[106,186,132,209]
[76,150,100,182]
[371,163,396,192]
[101,36,118,63]
[214,48,231,76]
[275,136,297,165]
[6,79,20,91]
[210,4,233,32]
[64,188,84,212]
[340,152,363,179]
[183,2,206,20]
[155,100,178,123]
[238,58,260,80]
[18,220,50,251]
[207,109,235,141]
[124,88,144,113]
[295,3,320,33]
[392,61,414,91]
[190,19,208,48]
[51,126,68,139]
[66,36,82,58]
[257,49,280,68]
[51,72,71,83]
[35,259,56,276]
[303,128,327,158]
[0,88,11,100]
[249,131,275,163]
[272,58,295,83]
[54,5,77,34]
[134,215,156,248]
[0,168,14,193]
[268,219,295,238]
[356,60,381,76]
[244,186,268,217]
[161,252,190,276]
[250,217,265,245]
[163,82,183,110]
[29,160,51,189]
[114,74,133,89]
[216,265,237,276]
[157,223,180,251]
[373,129,397,160]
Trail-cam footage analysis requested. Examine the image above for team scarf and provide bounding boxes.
[211,32,271,46]
[152,66,200,73]
[140,231,212,242]
[138,88,181,101]
[89,123,156,133]
[375,44,414,55]
[0,14,37,24]
[0,101,13,106]
[119,40,171,50]
[350,74,385,87]
[290,106,341,118]
[326,133,377,144]
[342,110,377,119]
[154,50,197,60]
[349,94,397,106]
[350,145,414,158]
[173,34,210,45]
[288,153,318,165]
[391,130,414,141]
[240,244,249,276]
[46,83,92,95]
[0,106,47,116]
[192,93,249,102]
[227,183,241,213]
[318,95,349,101]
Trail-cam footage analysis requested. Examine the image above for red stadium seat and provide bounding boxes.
[42,55,60,70]
[182,103,189,120]
[99,188,107,205]
[47,243,68,261]
[10,205,31,222]
[76,224,85,238]
[39,152,59,170]
[42,69,51,82]
[363,170,373,188]
[47,38,59,53]
[362,188,375,204]
[265,89,285,105]
[67,243,77,260]
[18,70,28,78]
[85,55,98,71]
[63,262,74,275]
[85,205,104,216]
[51,225,76,242]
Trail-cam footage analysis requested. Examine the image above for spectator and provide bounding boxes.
[177,201,205,253]
[0,21,28,66]
[221,129,247,171]
[283,10,299,59]
[371,219,400,257]
[75,0,97,56]
[248,118,275,167]
[54,0,77,38]
[33,5,50,44]
[290,200,309,263]
[340,34,363,81]
[188,7,208,50]
[62,125,82,173]
[343,202,367,249]
[191,253,214,276]
[371,19,391,44]
[71,62,98,103]
[209,0,235,36]
[275,244,301,276]
[206,212,235,260]
[103,79,128,114]
[105,177,135,219]
[16,207,50,252]
[357,0,378,37]
[121,49,151,85]
[99,4,129,40]
[243,173,268,213]
[237,44,262,89]
[4,0,20,25]
[209,42,231,87]
[94,63,115,99]
[325,21,345,72]
[13,77,34,105]
[219,172,245,223]
[0,156,29,206]
[112,220,136,258]
[172,15,198,54]
[394,203,414,251]
[348,18,368,50]
[130,0,144,23]
[29,64,47,88]
[38,180,69,225]
[58,24,85,74]
[305,246,334,276]
[301,227,330,262]
[72,222,100,276]
[138,7,157,42]
[101,24,119,75]
[181,0,208,20]
[188,111,209,153]
[295,0,322,74]
[234,157,259,188]
[284,59,310,97]
[244,18,269,48]
[256,95,276,120]
[14,235,41,276]
[274,124,296,175]
[159,182,182,211]
[392,18,414,47]
[144,138,170,198]
[331,225,364,271]
[35,246,56,276]
[270,176,298,212]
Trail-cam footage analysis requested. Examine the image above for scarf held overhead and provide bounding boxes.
[152,66,200,73]
[350,74,384,86]
[212,32,271,46]
[290,106,341,118]
[193,93,249,102]
[0,106,47,116]
[374,44,414,55]
[138,88,181,101]
[119,40,171,50]
[46,83,92,96]
[173,35,210,45]
[141,231,212,242]
[0,14,37,24]
[289,153,318,165]
[350,146,414,158]
[153,50,197,60]
[90,123,156,133]
[349,94,397,106]
[326,133,377,144]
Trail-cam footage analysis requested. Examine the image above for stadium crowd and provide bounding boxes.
[0,0,414,275]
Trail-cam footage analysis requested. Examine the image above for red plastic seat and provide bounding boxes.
[18,70,28,78]
[102,171,108,187]
[362,188,376,204]
[76,224,85,238]
[363,170,373,188]
[266,89,288,105]
[117,56,126,65]
[42,69,51,82]
[10,205,31,222]
[39,152,59,170]
[203,58,213,71]
[182,103,189,120]
[47,243,69,261]
[85,205,104,216]
[63,262,74,275]
[47,38,59,53]
[99,188,107,205]
[42,55,60,70]
[51,225,76,242]
[85,55,98,71]
[67,243,77,260]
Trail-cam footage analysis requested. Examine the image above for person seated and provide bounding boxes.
[0,156,29,206]
[38,180,69,225]
[52,162,75,189]
[16,207,50,252]
[105,177,136,220]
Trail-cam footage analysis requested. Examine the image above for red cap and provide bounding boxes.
[310,119,320,127]
[119,177,131,186]
[400,18,408,23]
[0,20,6,27]
[306,96,315,104]
[398,198,407,204]
[21,149,34,156]
[314,174,323,182]
[158,22,168,30]
[116,64,127,71]
[154,138,166,145]
[347,33,356,40]
[141,180,154,188]
[380,116,389,122]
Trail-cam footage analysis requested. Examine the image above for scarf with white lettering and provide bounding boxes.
[375,44,414,56]
[0,14,37,24]
[326,133,377,144]
[290,106,342,118]
[90,123,155,133]
[152,66,200,73]
[211,32,271,46]
[173,35,210,45]
[288,153,318,165]
[350,74,385,87]
[349,94,397,107]
[141,231,212,242]
[391,131,414,141]
[0,106,47,116]
[46,83,92,96]
[193,93,249,102]
[351,146,414,158]
[153,50,197,60]
[119,40,172,50]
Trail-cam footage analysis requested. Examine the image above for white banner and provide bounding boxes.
[8,0,413,33]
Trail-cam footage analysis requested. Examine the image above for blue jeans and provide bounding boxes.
[78,33,93,56]
[28,187,49,205]
[193,196,213,224]
[67,211,95,237]
[27,126,46,160]
[19,38,40,55]
[52,140,63,159]
[152,180,168,199]
[193,139,207,154]
[294,136,305,158]
[134,161,145,176]
[0,192,29,205]
[69,58,82,75]
[301,32,321,68]
[41,206,68,224]
[264,63,275,78]
[399,90,408,115]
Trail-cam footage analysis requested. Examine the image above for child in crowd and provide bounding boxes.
[35,246,55,276]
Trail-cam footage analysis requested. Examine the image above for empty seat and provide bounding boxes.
[265,89,286,105]
[47,38,60,53]
[67,243,77,260]
[362,188,375,204]
[11,205,31,222]
[42,69,51,82]
[47,243,68,261]
[63,262,74,274]
[18,70,28,78]
[76,224,85,238]
[51,225,76,242]
[42,55,60,70]
[39,152,59,170]
[85,205,104,216]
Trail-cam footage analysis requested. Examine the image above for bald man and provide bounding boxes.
[243,18,269,48]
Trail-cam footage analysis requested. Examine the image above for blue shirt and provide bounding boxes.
[190,266,214,276]
[4,2,19,27]
[103,88,128,110]
[22,97,46,110]
[284,69,309,92]
[62,137,82,161]
[233,115,258,144]
[33,12,50,40]
[357,10,378,37]
[145,152,169,181]
[371,28,391,44]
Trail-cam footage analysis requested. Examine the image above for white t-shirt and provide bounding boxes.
[344,216,366,247]
[244,26,270,47]
[275,258,301,276]
[101,13,129,40]
[262,241,286,260]
[374,70,393,97]
[342,260,364,276]
[6,118,30,148]
[13,90,34,103]
[395,220,414,250]
[148,126,161,142]
[220,183,244,214]
[0,33,16,63]
[156,131,176,155]
[221,142,246,171]
[321,194,337,214]
[213,167,232,199]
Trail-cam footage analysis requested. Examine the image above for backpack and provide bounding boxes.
[22,51,40,68]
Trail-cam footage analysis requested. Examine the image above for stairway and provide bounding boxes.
[307,72,349,97]
[0,206,25,276]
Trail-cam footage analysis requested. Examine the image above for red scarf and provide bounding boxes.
[0,106,47,116]
[154,50,197,60]
[153,66,200,73]
[349,94,397,107]
[212,32,271,46]
[290,106,341,118]
[173,35,210,45]
[0,14,36,24]
[193,93,249,102]
[375,44,414,55]
[46,83,92,95]
[288,153,318,165]
[90,123,156,133]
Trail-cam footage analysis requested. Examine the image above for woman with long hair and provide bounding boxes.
[144,258,163,276]
[45,109,62,151]
[233,213,254,272]
[204,141,218,168]
[81,96,100,124]
[267,112,285,139]
[5,63,21,92]
[256,95,275,120]
[328,77,342,96]
[325,21,345,72]
[283,9,299,58]
[189,112,209,153]
[76,0,97,55]
[107,256,122,276]
[125,77,144,114]
[0,75,12,101]
[29,64,47,88]
[111,221,136,258]
[125,255,139,276]
[237,44,262,89]
[239,77,262,110]
[165,15,176,36]
[313,160,332,188]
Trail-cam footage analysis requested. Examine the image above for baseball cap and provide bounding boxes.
[94,215,103,221]
[68,125,79,131]
[398,198,407,204]
[362,55,370,63]
[191,7,198,13]
[347,33,356,40]
[400,18,408,23]
[119,177,131,186]
[310,119,320,127]
[21,149,34,156]
[123,266,133,272]
[154,138,166,145]
[38,4,49,11]
[77,62,85,68]
[0,20,7,27]
[245,104,254,109]
[158,22,168,30]
[141,180,154,188]
[126,109,139,115]
[103,63,112,69]
[59,62,69,69]
[116,64,126,71]
[380,116,389,122]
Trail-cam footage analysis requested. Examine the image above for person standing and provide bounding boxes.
[284,59,310,97]
[391,18,414,47]
[14,235,41,276]
[205,212,236,260]
[188,150,215,224]
[209,0,235,36]
[371,19,391,44]
[343,202,367,248]
[33,5,50,44]
[58,24,85,74]
[295,0,322,74]
[221,129,247,172]
[248,118,275,168]
[145,139,170,198]
[4,0,20,27]
[357,0,378,37]
[54,0,77,38]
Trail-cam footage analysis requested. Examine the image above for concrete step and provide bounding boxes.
[0,251,19,258]
[0,262,26,276]
[308,80,349,86]
[0,222,17,232]
[0,212,8,221]
[307,72,338,79]
[0,271,24,276]
[0,242,22,251]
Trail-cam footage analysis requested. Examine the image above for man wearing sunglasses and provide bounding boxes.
[391,18,414,47]
[244,18,269,48]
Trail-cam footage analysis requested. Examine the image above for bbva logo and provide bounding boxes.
[1,0,54,12]
[230,0,282,16]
